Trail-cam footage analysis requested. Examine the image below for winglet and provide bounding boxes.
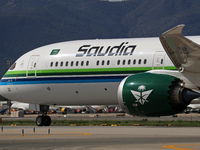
[159,25,185,71]
[160,25,200,87]
[162,24,185,36]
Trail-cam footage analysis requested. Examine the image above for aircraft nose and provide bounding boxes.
[0,86,8,101]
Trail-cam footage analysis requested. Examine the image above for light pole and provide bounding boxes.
[7,61,12,69]
[6,61,12,115]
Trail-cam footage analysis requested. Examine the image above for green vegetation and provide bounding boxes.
[1,119,200,127]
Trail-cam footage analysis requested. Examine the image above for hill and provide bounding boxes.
[0,0,200,76]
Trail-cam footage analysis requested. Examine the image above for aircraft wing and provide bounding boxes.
[160,25,200,87]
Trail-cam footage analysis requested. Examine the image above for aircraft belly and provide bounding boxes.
[8,82,119,105]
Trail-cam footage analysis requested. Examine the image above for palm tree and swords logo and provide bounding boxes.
[130,85,153,105]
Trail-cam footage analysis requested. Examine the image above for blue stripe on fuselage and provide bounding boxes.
[0,75,127,85]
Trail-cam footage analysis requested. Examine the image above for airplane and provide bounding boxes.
[185,104,200,113]
[184,99,200,113]
[0,24,200,126]
[9,100,105,114]
[11,101,29,111]
[60,105,106,113]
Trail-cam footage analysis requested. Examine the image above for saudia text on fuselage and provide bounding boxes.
[76,42,136,57]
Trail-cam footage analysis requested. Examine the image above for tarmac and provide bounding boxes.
[0,126,200,150]
[0,113,200,150]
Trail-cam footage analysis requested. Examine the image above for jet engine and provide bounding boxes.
[118,73,200,116]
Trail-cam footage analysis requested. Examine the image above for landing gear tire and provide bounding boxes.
[36,115,51,126]
[36,116,44,126]
[44,116,51,126]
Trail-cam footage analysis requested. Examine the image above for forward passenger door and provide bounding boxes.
[27,55,40,78]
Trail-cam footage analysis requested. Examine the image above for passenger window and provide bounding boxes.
[138,59,141,64]
[76,61,79,66]
[117,60,120,65]
[128,60,131,65]
[86,61,89,66]
[81,61,84,66]
[107,60,110,65]
[71,61,74,66]
[123,60,126,65]
[102,60,105,66]
[144,59,147,64]
[161,59,163,64]
[55,62,58,67]
[66,61,68,66]
[133,59,136,65]
[96,60,99,66]
[50,62,53,67]
[60,61,63,67]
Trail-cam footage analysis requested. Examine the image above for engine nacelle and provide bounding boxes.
[118,73,200,116]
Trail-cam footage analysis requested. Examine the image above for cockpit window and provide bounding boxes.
[9,62,16,70]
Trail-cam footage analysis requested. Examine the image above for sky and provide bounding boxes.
[101,0,127,2]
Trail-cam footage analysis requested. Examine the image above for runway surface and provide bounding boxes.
[0,126,200,150]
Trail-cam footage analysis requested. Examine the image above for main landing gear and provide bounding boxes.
[36,105,51,126]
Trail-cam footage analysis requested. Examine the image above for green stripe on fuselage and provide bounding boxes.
[153,66,176,70]
[164,66,176,70]
[3,70,26,77]
[3,66,177,78]
[37,67,152,76]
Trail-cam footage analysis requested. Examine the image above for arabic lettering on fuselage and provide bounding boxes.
[76,42,136,57]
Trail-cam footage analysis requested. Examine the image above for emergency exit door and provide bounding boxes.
[152,52,165,70]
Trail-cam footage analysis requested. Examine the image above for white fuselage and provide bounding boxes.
[0,37,200,105]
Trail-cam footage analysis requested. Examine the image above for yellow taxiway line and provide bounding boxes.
[163,144,200,150]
